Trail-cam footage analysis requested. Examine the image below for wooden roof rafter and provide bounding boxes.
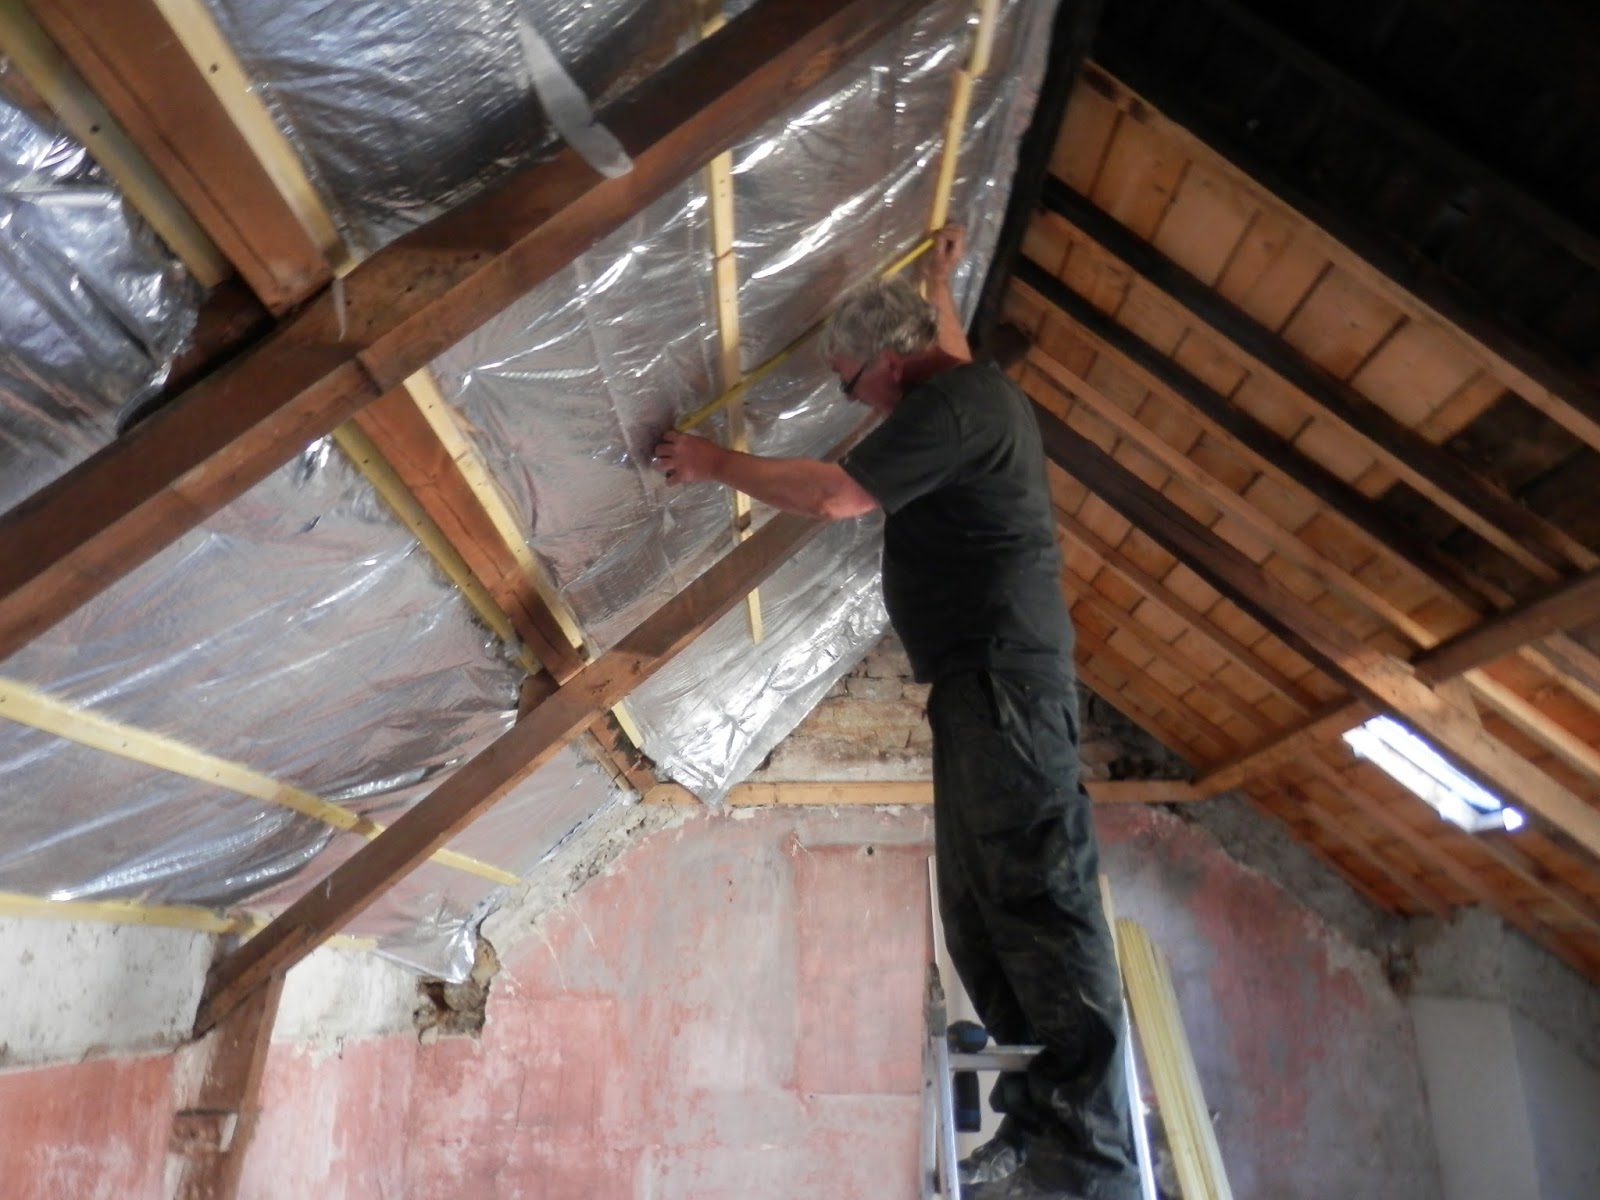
[1293,756,1600,970]
[1031,398,1600,863]
[1024,350,1442,650]
[15,0,665,794]
[1042,480,1325,715]
[1024,181,1592,584]
[1060,559,1280,740]
[1246,781,1453,919]
[1013,262,1600,787]
[1072,60,1600,453]
[0,0,945,826]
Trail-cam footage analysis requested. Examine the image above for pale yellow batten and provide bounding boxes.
[0,678,519,886]
[927,0,1002,235]
[1117,920,1234,1200]
[0,0,228,284]
[0,889,373,948]
[696,3,765,643]
[147,0,349,269]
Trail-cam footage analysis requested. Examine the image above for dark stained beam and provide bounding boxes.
[1077,59,1600,453]
[195,509,826,1034]
[1032,397,1600,860]
[1032,179,1588,581]
[968,0,1106,349]
[1415,567,1600,685]
[1014,260,1499,613]
[0,0,928,665]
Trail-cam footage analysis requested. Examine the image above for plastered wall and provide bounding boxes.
[1,801,1446,1199]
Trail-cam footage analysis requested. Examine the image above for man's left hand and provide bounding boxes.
[652,429,724,485]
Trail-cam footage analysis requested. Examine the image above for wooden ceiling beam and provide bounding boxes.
[1074,655,1214,768]
[1254,781,1451,918]
[1208,572,1600,794]
[1247,786,1416,914]
[1051,489,1323,714]
[1292,764,1580,953]
[1031,181,1591,580]
[33,0,655,796]
[1415,567,1600,684]
[1075,63,1600,454]
[0,0,929,667]
[1013,258,1600,739]
[1013,259,1499,615]
[1300,756,1600,946]
[1062,561,1279,738]
[1079,635,1248,761]
[1199,698,1369,795]
[1034,398,1600,860]
[194,509,827,1034]
[349,386,586,680]
[27,0,336,312]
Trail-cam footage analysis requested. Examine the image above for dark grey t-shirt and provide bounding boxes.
[841,361,1074,683]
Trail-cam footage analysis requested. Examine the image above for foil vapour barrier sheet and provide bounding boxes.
[627,516,890,800]
[1,0,1058,976]
[0,446,521,913]
[0,59,195,515]
[201,0,696,254]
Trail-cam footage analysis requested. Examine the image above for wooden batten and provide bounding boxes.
[1117,920,1235,1200]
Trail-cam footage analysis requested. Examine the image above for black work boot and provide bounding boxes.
[957,1116,1029,1186]
[966,1164,1081,1199]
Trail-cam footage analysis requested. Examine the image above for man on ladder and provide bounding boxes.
[654,226,1140,1199]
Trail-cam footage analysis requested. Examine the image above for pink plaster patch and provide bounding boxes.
[242,1034,418,1200]
[0,1053,173,1200]
[405,994,634,1196]
[793,842,929,1096]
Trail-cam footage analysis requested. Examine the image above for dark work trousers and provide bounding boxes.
[929,667,1139,1199]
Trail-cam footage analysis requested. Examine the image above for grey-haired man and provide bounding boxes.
[652,227,1139,1200]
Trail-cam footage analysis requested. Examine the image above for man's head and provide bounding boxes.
[820,277,939,414]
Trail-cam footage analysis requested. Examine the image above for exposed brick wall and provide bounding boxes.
[751,632,1188,784]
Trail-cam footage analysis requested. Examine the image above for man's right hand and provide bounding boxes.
[652,429,726,485]
[924,223,968,283]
